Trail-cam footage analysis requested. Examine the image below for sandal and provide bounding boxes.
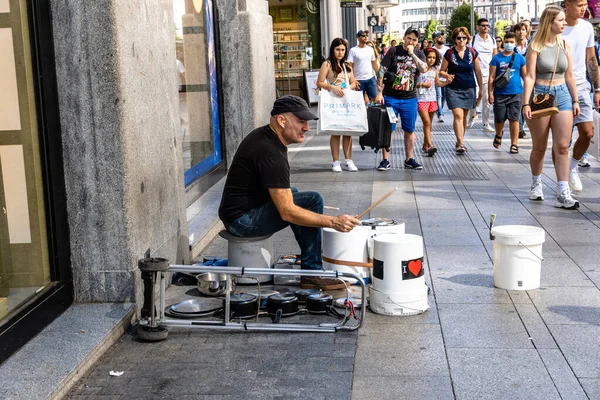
[510,144,519,154]
[493,134,503,149]
[455,145,467,154]
[423,145,438,157]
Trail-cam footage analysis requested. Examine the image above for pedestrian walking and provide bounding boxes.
[347,30,380,105]
[376,27,428,170]
[496,36,504,52]
[561,0,600,193]
[432,31,450,122]
[316,38,359,172]
[439,26,483,155]
[417,48,449,156]
[522,6,581,209]
[488,32,527,154]
[514,22,530,139]
[467,18,497,132]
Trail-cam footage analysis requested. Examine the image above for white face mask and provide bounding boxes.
[504,43,515,52]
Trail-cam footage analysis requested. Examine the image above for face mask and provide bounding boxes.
[504,43,515,52]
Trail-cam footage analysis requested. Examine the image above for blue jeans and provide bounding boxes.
[436,86,446,117]
[226,187,324,270]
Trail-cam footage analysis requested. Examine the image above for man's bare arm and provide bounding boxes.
[586,46,599,89]
[411,53,428,72]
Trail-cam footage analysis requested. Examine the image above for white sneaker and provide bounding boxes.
[569,169,583,192]
[554,189,580,209]
[437,116,444,123]
[482,124,495,132]
[529,181,544,201]
[344,160,358,172]
[331,161,342,172]
[578,155,591,168]
[467,115,476,128]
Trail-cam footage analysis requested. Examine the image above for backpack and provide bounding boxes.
[444,47,476,63]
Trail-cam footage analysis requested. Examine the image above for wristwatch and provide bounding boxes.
[595,88,600,93]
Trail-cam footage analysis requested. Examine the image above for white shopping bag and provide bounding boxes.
[589,110,600,160]
[317,65,368,136]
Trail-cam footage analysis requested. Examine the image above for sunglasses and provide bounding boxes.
[456,36,468,40]
[360,34,368,37]
[480,25,489,28]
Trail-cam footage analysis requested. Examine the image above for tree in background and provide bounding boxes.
[425,19,440,41]
[448,3,479,36]
[494,20,511,38]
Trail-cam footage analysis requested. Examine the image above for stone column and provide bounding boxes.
[215,0,275,165]
[51,0,188,304]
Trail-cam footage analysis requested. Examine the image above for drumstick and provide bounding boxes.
[324,206,340,210]
[357,187,398,219]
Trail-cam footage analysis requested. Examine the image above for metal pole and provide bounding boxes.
[470,0,475,37]
[492,0,496,37]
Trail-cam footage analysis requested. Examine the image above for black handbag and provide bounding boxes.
[531,44,560,119]
[493,52,516,89]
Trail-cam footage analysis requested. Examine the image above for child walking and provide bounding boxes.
[416,48,450,156]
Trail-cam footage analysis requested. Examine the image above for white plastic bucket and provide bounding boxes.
[369,233,429,316]
[491,225,545,290]
[220,231,274,284]
[322,227,371,278]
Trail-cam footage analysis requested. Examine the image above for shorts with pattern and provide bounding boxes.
[418,101,438,113]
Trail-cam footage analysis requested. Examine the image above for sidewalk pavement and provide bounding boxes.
[67,115,600,400]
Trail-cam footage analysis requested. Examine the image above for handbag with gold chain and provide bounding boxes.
[530,42,561,119]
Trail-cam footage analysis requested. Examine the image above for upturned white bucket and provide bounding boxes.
[369,234,429,316]
[491,225,545,290]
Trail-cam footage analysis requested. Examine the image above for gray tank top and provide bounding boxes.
[536,42,567,80]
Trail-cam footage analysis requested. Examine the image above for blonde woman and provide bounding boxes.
[522,6,580,209]
[317,38,359,172]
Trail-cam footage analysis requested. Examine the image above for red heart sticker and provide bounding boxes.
[408,259,422,277]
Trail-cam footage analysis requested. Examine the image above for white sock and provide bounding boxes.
[532,175,542,184]
[558,181,569,193]
[569,158,579,171]
[345,159,352,163]
[332,160,340,166]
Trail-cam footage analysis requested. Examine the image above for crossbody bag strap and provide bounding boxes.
[507,51,516,69]
[548,41,561,90]
[343,62,350,88]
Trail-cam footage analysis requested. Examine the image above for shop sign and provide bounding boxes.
[279,7,294,22]
[372,25,386,34]
[340,0,362,8]
[365,0,400,7]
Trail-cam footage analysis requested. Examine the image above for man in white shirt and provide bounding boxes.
[562,0,600,192]
[347,30,380,103]
[432,31,449,122]
[468,18,497,132]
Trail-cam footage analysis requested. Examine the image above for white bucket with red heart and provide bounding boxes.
[369,233,429,316]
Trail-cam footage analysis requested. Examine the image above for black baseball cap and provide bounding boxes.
[271,95,318,120]
[404,27,419,37]
[432,31,444,39]
[356,30,369,37]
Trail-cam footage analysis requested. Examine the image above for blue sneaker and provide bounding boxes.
[404,158,423,170]
[377,159,391,171]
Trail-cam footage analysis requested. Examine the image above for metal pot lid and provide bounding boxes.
[360,217,398,227]
[295,288,322,301]
[307,293,333,303]
[169,298,223,314]
[242,289,279,300]
[230,293,257,304]
[268,293,297,302]
[334,296,362,308]
[165,306,222,318]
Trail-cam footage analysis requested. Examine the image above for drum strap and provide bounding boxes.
[321,255,373,268]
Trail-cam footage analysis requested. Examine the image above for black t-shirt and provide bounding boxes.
[218,125,290,225]
[381,45,425,99]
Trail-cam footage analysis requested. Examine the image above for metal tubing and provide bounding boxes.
[160,272,165,321]
[224,275,231,323]
[150,272,156,327]
[161,319,338,333]
[168,265,343,278]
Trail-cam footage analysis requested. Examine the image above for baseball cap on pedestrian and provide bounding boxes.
[432,31,444,39]
[271,95,318,120]
[404,27,419,38]
[356,30,368,37]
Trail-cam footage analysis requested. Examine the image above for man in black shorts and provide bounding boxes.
[218,96,360,290]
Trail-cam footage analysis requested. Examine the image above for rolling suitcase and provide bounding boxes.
[359,105,392,153]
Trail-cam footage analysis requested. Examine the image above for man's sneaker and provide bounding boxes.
[344,160,358,172]
[529,181,544,201]
[437,115,444,123]
[482,124,495,132]
[331,161,342,172]
[301,276,347,290]
[404,158,423,170]
[569,169,583,192]
[518,130,526,139]
[554,189,580,210]
[377,159,391,171]
[467,115,476,128]
[578,155,591,168]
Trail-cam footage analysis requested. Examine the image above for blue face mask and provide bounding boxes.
[504,43,515,52]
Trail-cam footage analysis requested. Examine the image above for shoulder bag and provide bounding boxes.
[530,43,560,119]
[493,52,516,89]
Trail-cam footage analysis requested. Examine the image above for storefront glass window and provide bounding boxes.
[0,0,51,323]
[173,0,222,186]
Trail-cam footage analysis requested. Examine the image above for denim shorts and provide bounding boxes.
[531,83,572,112]
[358,77,378,99]
[383,96,418,133]
[574,81,594,124]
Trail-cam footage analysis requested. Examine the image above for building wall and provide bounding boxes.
[216,0,275,166]
[50,0,188,304]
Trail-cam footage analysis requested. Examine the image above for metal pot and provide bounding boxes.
[196,273,236,296]
[267,294,299,322]
[228,293,259,319]
[305,293,333,314]
[294,288,321,304]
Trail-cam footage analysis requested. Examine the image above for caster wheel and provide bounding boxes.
[138,257,169,272]
[137,325,169,342]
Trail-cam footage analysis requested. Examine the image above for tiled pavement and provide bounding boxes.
[68,116,600,399]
